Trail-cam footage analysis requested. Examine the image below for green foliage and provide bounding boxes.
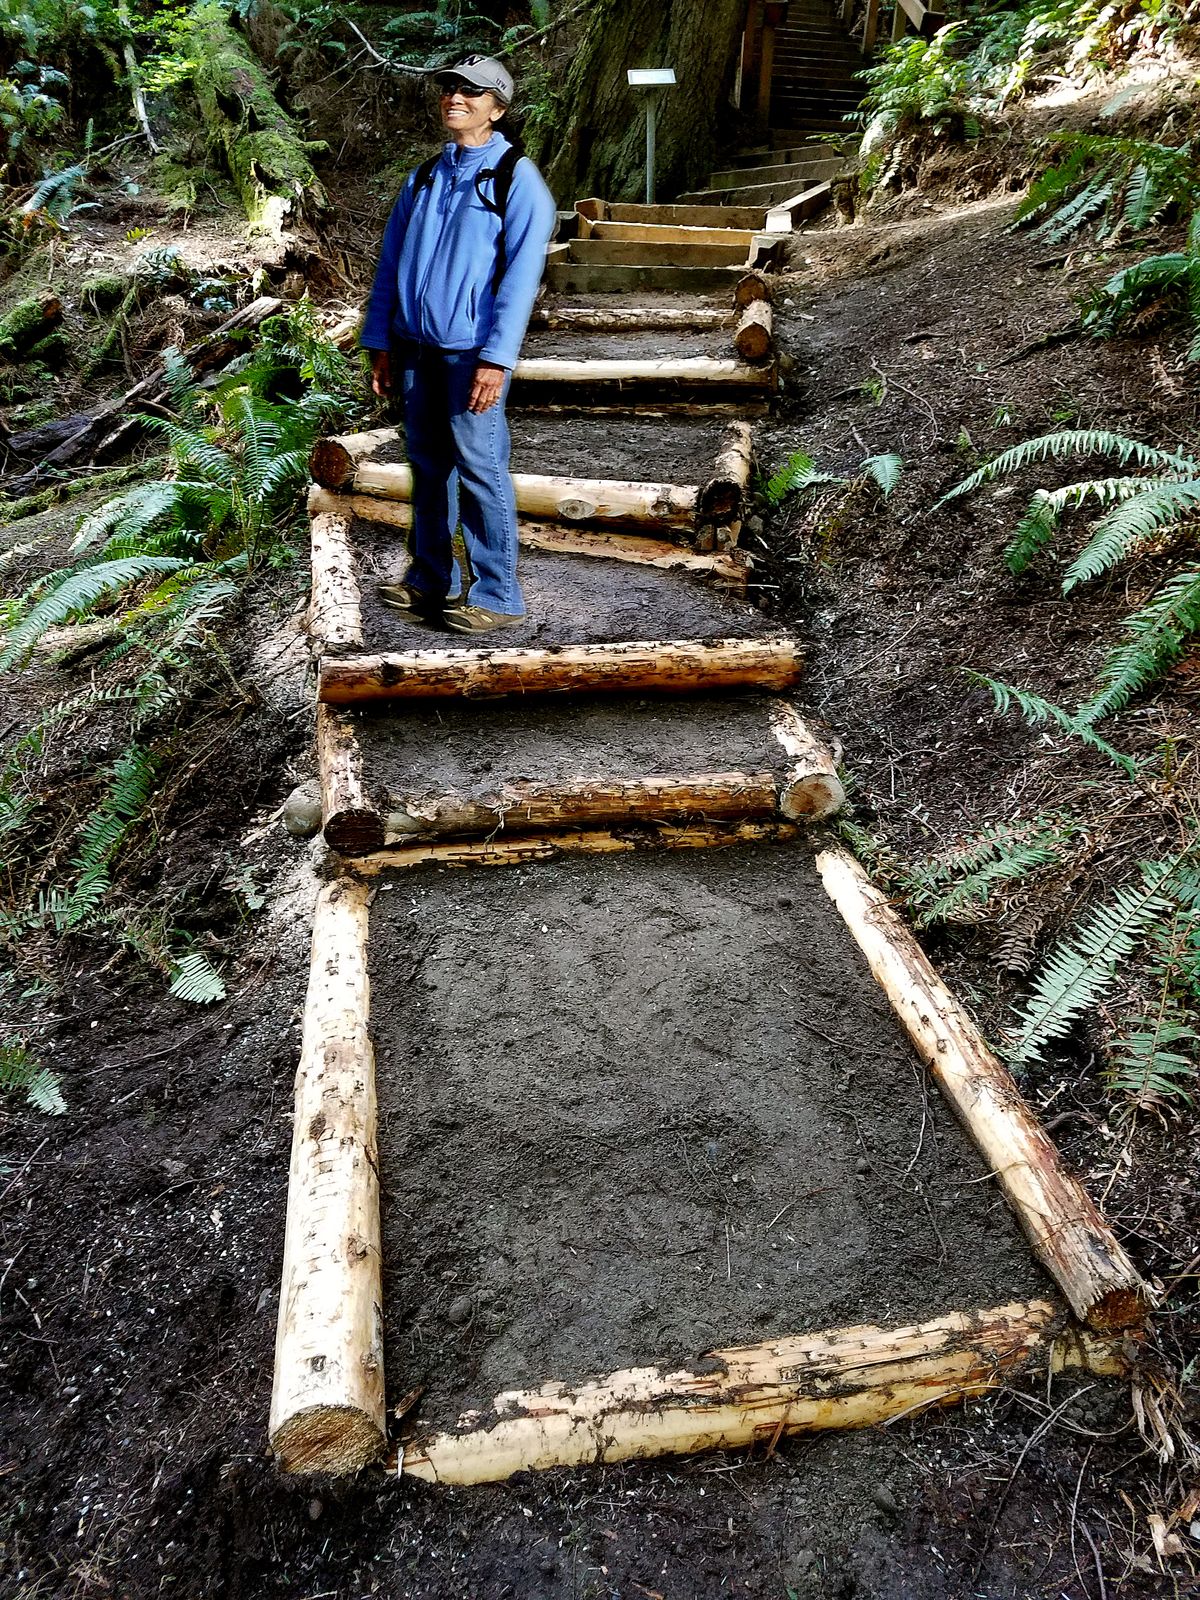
[763,448,903,507]
[39,744,156,932]
[0,1039,64,1114]
[168,948,226,1003]
[967,673,1136,774]
[896,813,1077,929]
[946,432,1200,720]
[1016,133,1199,241]
[1008,854,1194,1070]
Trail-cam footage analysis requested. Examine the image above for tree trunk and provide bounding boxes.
[534,0,751,204]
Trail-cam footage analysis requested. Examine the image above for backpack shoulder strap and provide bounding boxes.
[412,154,439,198]
[474,147,525,293]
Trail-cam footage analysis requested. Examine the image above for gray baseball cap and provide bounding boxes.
[435,55,514,105]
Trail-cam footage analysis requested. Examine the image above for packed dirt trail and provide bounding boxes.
[2,183,1179,1599]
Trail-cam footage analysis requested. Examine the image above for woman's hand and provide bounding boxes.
[370,350,392,397]
[468,360,506,414]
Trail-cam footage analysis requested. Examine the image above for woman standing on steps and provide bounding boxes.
[360,56,557,635]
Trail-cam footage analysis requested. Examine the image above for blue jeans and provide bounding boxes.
[396,343,524,617]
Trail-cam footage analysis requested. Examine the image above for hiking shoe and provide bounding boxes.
[443,605,526,634]
[378,583,463,619]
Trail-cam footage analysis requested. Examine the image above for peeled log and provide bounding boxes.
[733,299,773,364]
[397,1299,1127,1485]
[513,356,774,387]
[317,704,384,855]
[359,820,799,874]
[318,636,804,705]
[771,705,845,820]
[386,771,778,844]
[699,420,754,521]
[269,876,386,1473]
[815,845,1150,1332]
[309,507,362,653]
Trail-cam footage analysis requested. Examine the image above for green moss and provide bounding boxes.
[26,330,70,368]
[0,489,56,524]
[190,4,326,230]
[0,295,59,360]
[80,273,128,314]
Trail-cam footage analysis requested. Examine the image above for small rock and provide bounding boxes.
[871,1483,898,1515]
[161,1158,188,1180]
[855,1156,871,1175]
[307,1498,323,1521]
[282,781,322,838]
[447,1294,474,1326]
[743,514,764,540]
[539,1555,555,1574]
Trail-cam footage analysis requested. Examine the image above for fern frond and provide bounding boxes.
[939,430,1200,506]
[1005,491,1059,573]
[902,814,1076,928]
[0,556,191,670]
[1038,171,1115,242]
[1063,480,1200,592]
[72,482,181,555]
[1077,563,1200,723]
[1109,1018,1198,1107]
[967,671,1137,775]
[144,416,237,488]
[0,1043,64,1115]
[1009,858,1182,1066]
[169,950,227,1004]
[160,347,206,425]
[763,451,846,505]
[861,453,903,498]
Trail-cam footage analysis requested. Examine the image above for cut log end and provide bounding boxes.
[324,806,386,857]
[1088,1285,1150,1333]
[272,1404,386,1476]
[779,772,845,822]
[310,439,356,491]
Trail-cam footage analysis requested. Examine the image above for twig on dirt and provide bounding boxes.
[999,324,1081,365]
[0,1138,48,1206]
[1082,1517,1108,1600]
[970,1386,1097,1582]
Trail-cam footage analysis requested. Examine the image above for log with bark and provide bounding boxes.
[733,270,773,309]
[395,1299,1127,1484]
[385,771,778,845]
[359,819,799,873]
[319,636,804,705]
[733,299,773,364]
[269,876,386,1473]
[309,444,698,534]
[309,427,401,492]
[699,420,754,521]
[528,305,731,332]
[307,487,748,587]
[317,705,384,855]
[771,705,845,820]
[814,845,1150,1332]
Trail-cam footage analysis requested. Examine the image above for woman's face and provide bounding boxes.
[439,82,504,144]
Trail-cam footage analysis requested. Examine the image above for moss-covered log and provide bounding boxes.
[0,295,63,362]
[191,2,326,233]
[532,0,749,204]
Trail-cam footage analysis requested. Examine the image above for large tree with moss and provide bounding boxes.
[530,0,749,204]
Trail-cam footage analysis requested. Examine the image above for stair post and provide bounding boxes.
[757,1,789,128]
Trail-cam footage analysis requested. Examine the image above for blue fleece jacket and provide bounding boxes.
[359,133,556,370]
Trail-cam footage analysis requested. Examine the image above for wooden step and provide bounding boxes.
[680,168,843,208]
[544,262,750,295]
[567,237,751,269]
[708,157,841,191]
[588,220,763,249]
[596,200,769,229]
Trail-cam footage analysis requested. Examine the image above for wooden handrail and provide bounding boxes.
[892,0,946,40]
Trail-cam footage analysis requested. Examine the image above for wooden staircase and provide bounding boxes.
[677,0,861,215]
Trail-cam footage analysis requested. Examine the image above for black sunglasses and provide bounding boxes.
[438,78,489,98]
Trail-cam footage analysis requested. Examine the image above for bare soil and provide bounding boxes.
[357,691,790,801]
[354,526,773,649]
[371,842,1047,1430]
